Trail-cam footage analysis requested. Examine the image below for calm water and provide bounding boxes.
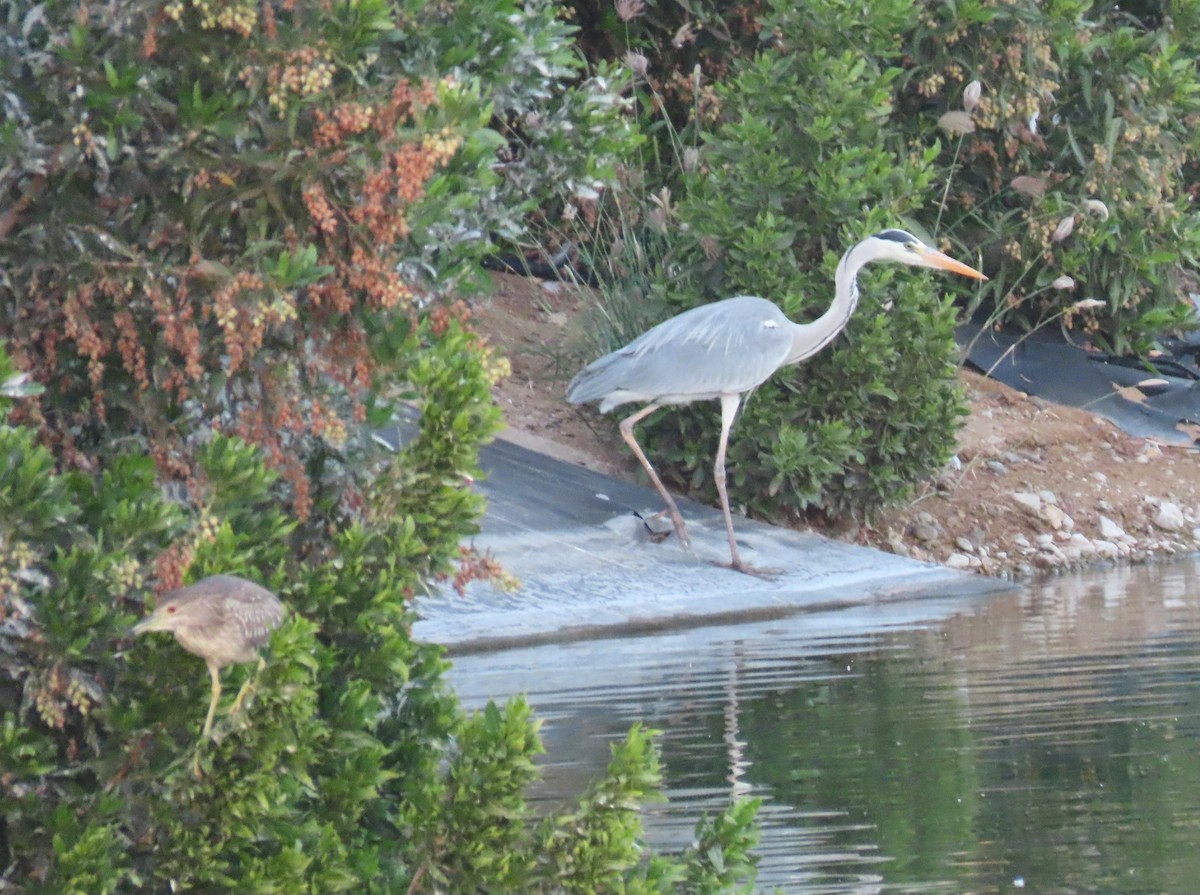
[448,558,1200,894]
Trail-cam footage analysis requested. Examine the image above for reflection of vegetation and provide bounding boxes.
[970,635,1200,893]
[733,653,980,885]
[655,623,1200,892]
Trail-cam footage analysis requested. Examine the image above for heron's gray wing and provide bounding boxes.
[568,296,795,404]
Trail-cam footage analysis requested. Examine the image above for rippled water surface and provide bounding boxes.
[447,559,1200,893]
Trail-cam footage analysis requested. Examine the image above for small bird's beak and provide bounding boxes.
[918,246,988,280]
[130,614,161,636]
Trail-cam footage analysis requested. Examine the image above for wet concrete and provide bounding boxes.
[411,433,1011,653]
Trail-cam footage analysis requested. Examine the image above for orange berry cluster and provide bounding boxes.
[446,546,519,597]
[148,278,203,398]
[192,0,258,38]
[114,309,149,389]
[308,397,348,447]
[62,284,107,393]
[268,47,335,117]
[337,246,416,312]
[313,102,375,149]
[303,184,338,235]
[210,271,268,372]
[150,535,202,594]
[373,79,438,135]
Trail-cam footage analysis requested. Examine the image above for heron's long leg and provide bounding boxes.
[202,662,222,740]
[619,403,692,551]
[713,396,777,578]
[713,394,745,571]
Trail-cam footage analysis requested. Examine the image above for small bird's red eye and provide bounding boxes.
[166,605,177,614]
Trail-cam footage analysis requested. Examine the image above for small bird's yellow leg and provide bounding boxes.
[201,662,222,740]
[229,656,266,717]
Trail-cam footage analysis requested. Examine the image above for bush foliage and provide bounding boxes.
[0,1,757,893]
[0,374,760,892]
[900,0,1200,355]
[604,0,970,520]
[570,0,1200,520]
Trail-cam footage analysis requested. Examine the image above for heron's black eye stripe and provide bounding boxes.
[875,228,914,244]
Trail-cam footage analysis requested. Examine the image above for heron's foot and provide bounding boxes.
[715,558,782,580]
[634,509,693,551]
[633,510,673,544]
[666,512,693,552]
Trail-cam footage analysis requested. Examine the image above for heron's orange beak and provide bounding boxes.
[919,246,987,280]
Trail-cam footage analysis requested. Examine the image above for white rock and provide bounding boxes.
[1154,502,1186,532]
[955,536,976,554]
[945,552,973,570]
[1193,527,1200,542]
[1068,533,1096,555]
[1012,533,1031,548]
[1098,515,1126,540]
[1035,533,1055,549]
[1093,540,1120,558]
[1042,504,1067,530]
[1012,492,1043,514]
[914,522,940,542]
[1039,490,1058,506]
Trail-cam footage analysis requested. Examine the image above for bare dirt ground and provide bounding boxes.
[472,273,1200,578]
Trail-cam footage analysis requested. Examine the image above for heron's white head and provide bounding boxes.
[864,229,987,280]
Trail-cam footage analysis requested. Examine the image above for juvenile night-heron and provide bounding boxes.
[568,229,987,575]
[132,574,285,739]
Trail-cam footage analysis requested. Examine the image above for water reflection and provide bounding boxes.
[447,558,1200,893]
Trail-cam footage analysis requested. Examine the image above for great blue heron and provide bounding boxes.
[567,229,986,575]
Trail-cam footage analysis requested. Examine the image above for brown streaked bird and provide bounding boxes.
[132,574,285,740]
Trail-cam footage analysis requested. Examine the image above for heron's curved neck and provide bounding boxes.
[784,239,870,365]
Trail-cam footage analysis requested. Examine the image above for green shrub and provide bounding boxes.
[0,0,638,530]
[0,1,755,891]
[0,369,760,892]
[900,0,1200,354]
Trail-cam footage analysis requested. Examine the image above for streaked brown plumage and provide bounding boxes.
[132,574,285,739]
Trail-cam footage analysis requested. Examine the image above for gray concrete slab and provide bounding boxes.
[412,432,1012,653]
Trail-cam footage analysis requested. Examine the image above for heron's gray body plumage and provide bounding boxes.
[567,296,796,411]
[566,230,985,574]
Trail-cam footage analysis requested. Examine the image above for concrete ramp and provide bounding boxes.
[412,433,1009,652]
